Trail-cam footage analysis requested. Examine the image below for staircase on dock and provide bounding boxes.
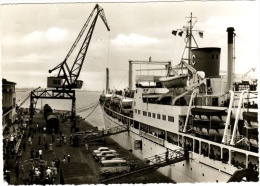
[99,148,189,183]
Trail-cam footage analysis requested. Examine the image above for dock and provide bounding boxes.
[4,110,175,184]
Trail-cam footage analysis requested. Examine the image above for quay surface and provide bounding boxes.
[5,110,174,184]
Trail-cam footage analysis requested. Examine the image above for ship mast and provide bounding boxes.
[172,13,202,65]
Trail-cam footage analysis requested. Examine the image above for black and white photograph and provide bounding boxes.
[1,0,259,185]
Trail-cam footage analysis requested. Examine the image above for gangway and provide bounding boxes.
[78,125,129,143]
[227,168,258,182]
[99,148,189,183]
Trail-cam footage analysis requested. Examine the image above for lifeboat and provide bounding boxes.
[243,111,258,147]
[159,74,188,89]
[120,99,133,116]
[191,107,227,137]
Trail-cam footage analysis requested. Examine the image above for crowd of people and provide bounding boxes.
[3,110,73,184]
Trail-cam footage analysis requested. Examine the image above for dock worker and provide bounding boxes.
[85,144,89,151]
[46,167,52,178]
[30,148,34,159]
[39,149,42,159]
[38,135,41,145]
[70,135,73,145]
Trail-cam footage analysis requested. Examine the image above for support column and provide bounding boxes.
[106,68,109,93]
[29,94,34,120]
[71,90,76,123]
[227,27,235,91]
[129,61,133,90]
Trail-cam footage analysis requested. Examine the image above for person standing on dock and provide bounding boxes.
[14,161,20,181]
[39,149,42,159]
[22,141,26,151]
[165,148,169,162]
[35,148,39,159]
[69,135,73,145]
[44,142,48,151]
[67,154,71,162]
[43,134,46,144]
[30,148,34,159]
[52,131,55,142]
[38,135,41,145]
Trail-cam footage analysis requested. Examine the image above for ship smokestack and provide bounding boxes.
[227,27,235,91]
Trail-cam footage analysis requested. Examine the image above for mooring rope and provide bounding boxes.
[76,100,99,113]
[80,101,100,120]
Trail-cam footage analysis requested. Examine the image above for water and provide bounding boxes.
[16,90,105,130]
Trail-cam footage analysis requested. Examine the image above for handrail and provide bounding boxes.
[221,90,234,144]
[183,91,197,133]
[230,90,248,146]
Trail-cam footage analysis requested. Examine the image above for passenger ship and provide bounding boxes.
[99,14,259,183]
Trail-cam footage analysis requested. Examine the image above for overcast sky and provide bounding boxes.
[1,0,259,91]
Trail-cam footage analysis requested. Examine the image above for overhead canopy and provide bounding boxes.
[243,111,258,123]
[47,114,58,121]
[191,107,227,120]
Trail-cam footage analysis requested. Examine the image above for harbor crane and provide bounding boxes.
[48,4,110,89]
[29,4,110,121]
[242,67,256,78]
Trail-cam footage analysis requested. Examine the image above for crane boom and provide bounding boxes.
[16,87,41,109]
[242,67,256,78]
[48,4,110,89]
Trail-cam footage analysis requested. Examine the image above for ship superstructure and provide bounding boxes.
[99,13,259,183]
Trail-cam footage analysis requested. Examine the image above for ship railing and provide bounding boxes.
[183,91,197,133]
[223,134,245,146]
[140,131,164,145]
[104,125,128,134]
[230,90,248,146]
[103,106,133,126]
[222,90,234,144]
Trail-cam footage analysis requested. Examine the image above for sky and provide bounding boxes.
[1,0,259,91]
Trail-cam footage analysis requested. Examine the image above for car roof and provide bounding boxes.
[98,147,109,149]
[105,154,116,157]
[101,159,127,164]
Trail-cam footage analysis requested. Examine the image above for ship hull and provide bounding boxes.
[102,107,236,183]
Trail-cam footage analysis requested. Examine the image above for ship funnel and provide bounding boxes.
[227,27,235,91]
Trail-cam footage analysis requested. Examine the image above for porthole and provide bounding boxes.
[202,173,204,177]
[191,168,192,170]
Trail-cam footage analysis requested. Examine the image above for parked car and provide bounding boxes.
[74,130,94,137]
[99,154,117,162]
[82,133,98,140]
[99,156,125,163]
[95,150,117,161]
[92,147,116,157]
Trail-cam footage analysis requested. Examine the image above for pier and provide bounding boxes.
[4,110,175,184]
